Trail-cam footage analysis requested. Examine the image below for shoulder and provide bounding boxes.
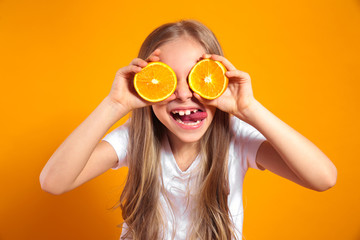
[103,122,129,144]
[230,116,264,140]
[229,116,266,170]
[103,121,130,142]
[102,121,130,169]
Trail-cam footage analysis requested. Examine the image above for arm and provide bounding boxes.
[40,97,127,195]
[40,53,161,195]
[242,101,337,191]
[196,54,337,191]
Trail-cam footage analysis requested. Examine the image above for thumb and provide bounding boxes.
[193,92,217,107]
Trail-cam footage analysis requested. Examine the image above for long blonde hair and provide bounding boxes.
[119,20,234,239]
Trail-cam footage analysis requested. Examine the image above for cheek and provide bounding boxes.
[208,107,217,121]
[152,105,168,124]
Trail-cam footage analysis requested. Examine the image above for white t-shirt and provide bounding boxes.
[103,116,266,239]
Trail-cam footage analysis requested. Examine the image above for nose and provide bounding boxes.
[174,78,193,101]
[174,80,193,101]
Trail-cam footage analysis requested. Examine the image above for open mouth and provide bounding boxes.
[170,109,208,126]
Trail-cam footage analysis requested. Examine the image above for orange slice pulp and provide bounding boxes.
[134,62,177,102]
[188,59,228,100]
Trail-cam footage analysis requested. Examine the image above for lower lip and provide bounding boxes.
[171,115,205,130]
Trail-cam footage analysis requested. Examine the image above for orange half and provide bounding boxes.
[188,59,228,100]
[134,62,177,102]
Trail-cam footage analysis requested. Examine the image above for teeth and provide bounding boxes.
[175,118,201,125]
[172,109,200,115]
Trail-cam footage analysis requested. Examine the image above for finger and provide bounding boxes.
[209,54,237,71]
[117,65,142,77]
[147,55,160,62]
[130,48,162,67]
[226,69,251,81]
[201,53,212,59]
[146,48,161,62]
[130,58,148,68]
[193,92,204,102]
[193,92,217,107]
[162,94,177,103]
[151,93,176,106]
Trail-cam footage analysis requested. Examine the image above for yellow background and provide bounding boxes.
[1,0,359,239]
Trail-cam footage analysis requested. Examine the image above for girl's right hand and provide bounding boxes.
[108,49,161,114]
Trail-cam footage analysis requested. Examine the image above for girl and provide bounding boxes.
[40,20,337,240]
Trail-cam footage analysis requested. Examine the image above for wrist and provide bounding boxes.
[102,96,131,122]
[234,99,263,124]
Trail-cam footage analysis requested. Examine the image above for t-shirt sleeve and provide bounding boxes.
[231,117,267,171]
[102,123,129,170]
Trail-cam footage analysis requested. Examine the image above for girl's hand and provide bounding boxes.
[194,54,257,121]
[108,49,162,113]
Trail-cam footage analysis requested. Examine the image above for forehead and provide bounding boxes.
[158,37,206,74]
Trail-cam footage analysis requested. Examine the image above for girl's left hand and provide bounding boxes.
[194,54,257,121]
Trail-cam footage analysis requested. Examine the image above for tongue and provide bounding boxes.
[179,112,208,121]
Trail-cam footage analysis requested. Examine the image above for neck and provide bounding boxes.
[167,133,200,172]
